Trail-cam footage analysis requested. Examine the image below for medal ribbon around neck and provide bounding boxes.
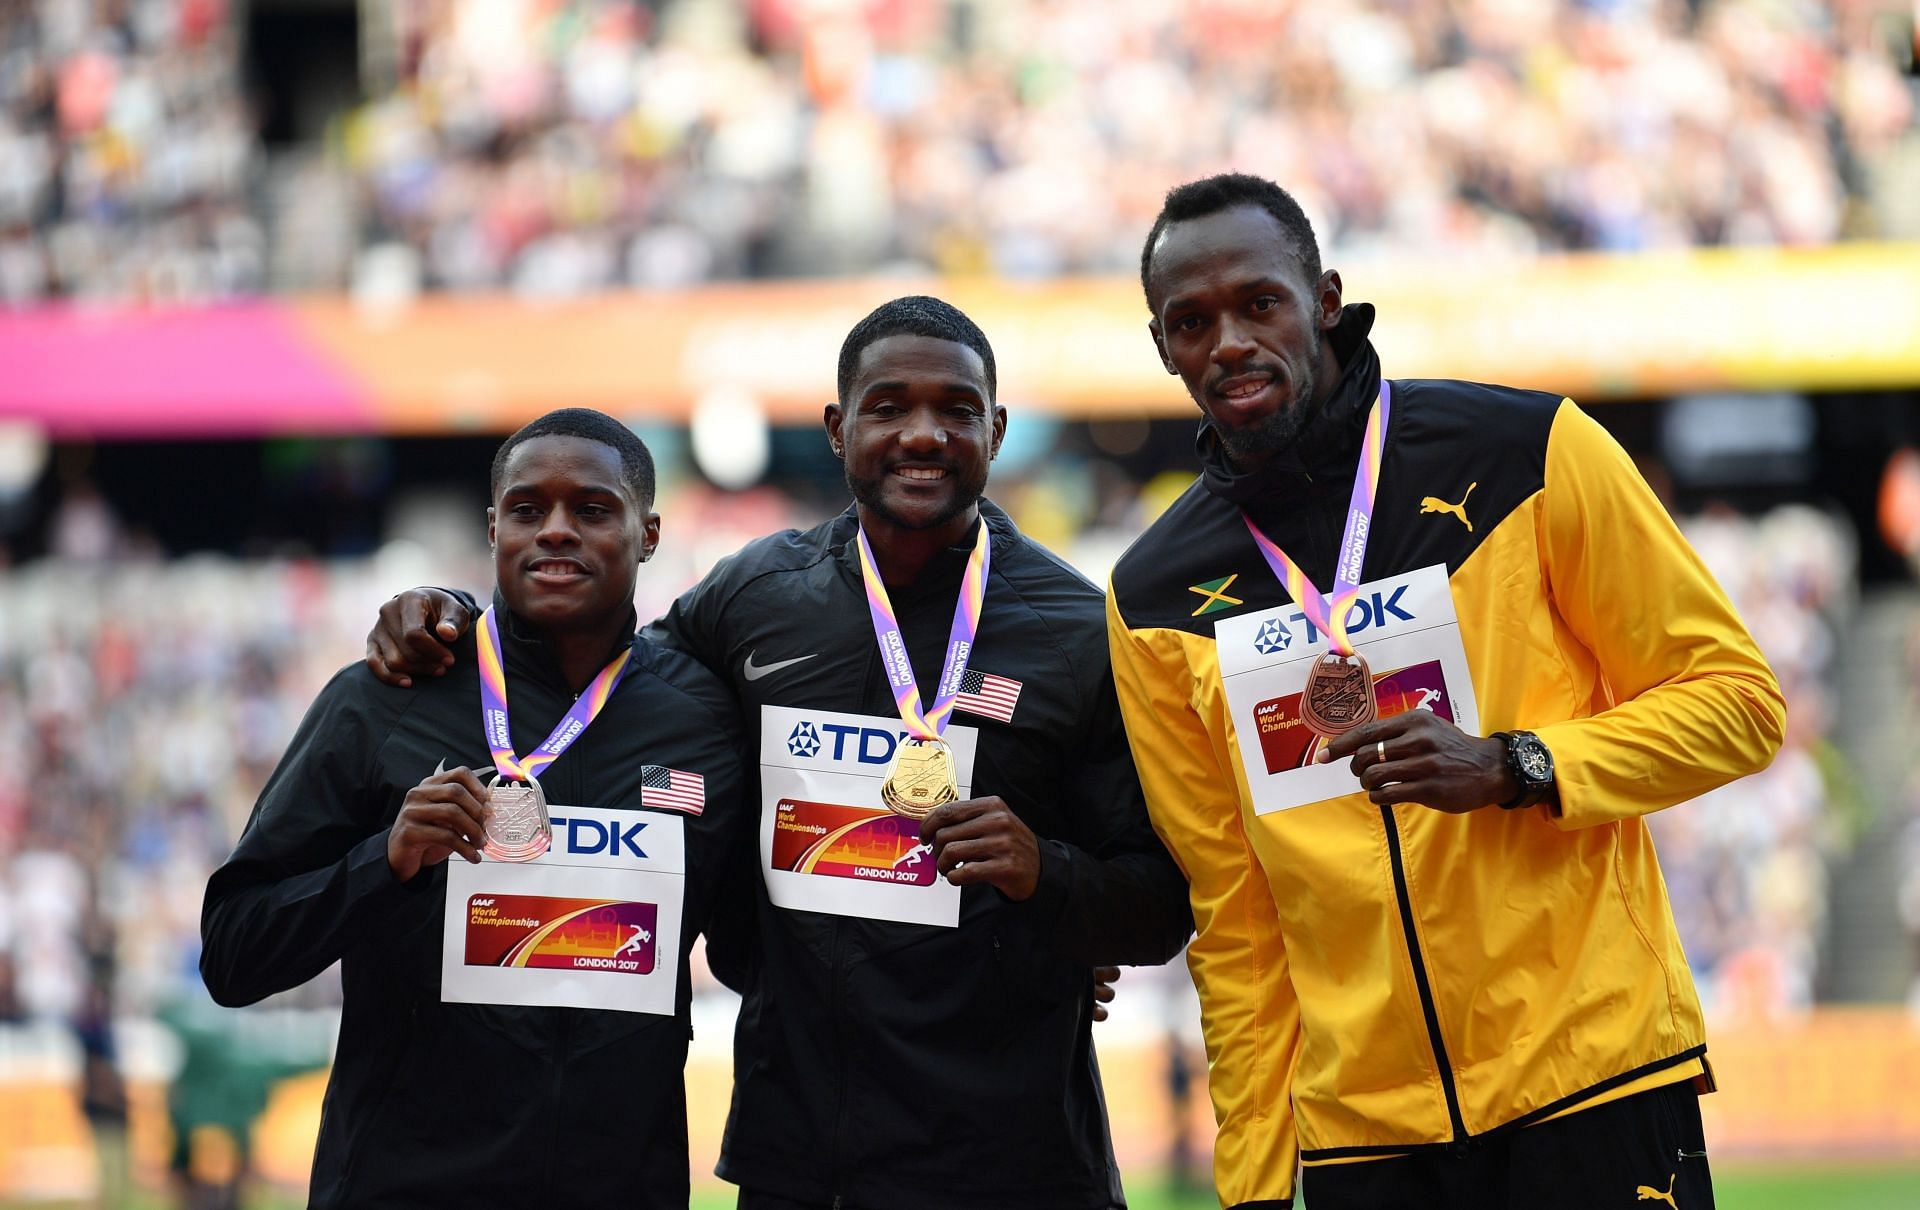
[1241,380,1392,656]
[476,605,633,782]
[855,520,991,742]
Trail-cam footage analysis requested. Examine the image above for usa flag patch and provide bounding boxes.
[640,766,705,814]
[954,669,1022,723]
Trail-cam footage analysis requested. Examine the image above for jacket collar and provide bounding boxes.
[828,499,1013,604]
[486,589,642,691]
[1197,302,1383,506]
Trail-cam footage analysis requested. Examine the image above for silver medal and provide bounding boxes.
[481,775,552,862]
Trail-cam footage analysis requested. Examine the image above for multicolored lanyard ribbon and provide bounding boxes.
[855,521,991,742]
[476,605,633,782]
[1241,380,1392,656]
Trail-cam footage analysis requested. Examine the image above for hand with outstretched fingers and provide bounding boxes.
[366,588,475,687]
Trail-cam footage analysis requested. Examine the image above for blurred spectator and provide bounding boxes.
[0,0,264,305]
[1646,503,1858,1020]
[74,944,130,1210]
[4,0,1917,303]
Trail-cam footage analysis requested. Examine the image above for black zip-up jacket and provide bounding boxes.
[200,600,750,1209]
[647,502,1193,1210]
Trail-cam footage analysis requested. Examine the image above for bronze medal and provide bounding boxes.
[879,739,959,821]
[1299,652,1377,738]
[481,776,553,862]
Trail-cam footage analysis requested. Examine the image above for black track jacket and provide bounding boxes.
[201,600,750,1209]
[649,502,1192,1209]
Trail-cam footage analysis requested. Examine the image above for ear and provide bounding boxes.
[638,511,661,564]
[1148,318,1177,375]
[988,404,1008,460]
[824,402,846,459]
[1315,269,1343,331]
[486,506,497,550]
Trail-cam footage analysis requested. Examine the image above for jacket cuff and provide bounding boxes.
[346,829,426,914]
[1015,837,1073,927]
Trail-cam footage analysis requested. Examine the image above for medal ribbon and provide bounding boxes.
[476,605,633,782]
[1241,380,1392,656]
[855,521,991,742]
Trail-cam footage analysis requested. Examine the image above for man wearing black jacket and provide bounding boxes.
[367,297,1193,1208]
[202,409,750,1209]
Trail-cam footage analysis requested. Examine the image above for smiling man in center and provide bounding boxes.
[366,295,1192,1209]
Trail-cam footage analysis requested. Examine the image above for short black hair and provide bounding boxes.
[491,408,656,507]
[836,295,997,405]
[1139,173,1323,308]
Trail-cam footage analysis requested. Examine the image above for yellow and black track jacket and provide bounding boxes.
[1105,306,1785,1208]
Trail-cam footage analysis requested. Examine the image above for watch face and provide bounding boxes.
[1517,744,1551,781]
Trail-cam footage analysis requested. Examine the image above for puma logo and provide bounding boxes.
[1419,482,1478,531]
[1635,1173,1677,1208]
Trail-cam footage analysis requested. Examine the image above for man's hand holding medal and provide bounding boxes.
[1315,709,1519,813]
[916,795,1042,901]
[388,765,493,884]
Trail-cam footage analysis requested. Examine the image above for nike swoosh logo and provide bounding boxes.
[742,651,819,681]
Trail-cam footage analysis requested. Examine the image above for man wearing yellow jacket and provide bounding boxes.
[1106,173,1785,1210]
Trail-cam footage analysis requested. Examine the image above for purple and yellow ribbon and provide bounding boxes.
[855,522,991,742]
[477,605,633,782]
[1241,381,1393,656]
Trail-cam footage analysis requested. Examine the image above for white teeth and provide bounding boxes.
[896,468,946,480]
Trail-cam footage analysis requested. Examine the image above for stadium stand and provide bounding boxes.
[3,0,1916,302]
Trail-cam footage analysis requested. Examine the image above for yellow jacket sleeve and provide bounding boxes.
[1532,401,1787,829]
[1106,588,1301,1208]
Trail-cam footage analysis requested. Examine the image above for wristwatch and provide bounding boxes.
[1494,731,1555,810]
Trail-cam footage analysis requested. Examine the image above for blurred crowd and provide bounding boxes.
[4,0,1918,303]
[1649,504,1858,1020]
[0,0,264,304]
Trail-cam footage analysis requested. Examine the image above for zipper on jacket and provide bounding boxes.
[827,919,850,1205]
[1379,804,1468,1145]
[545,1009,572,1189]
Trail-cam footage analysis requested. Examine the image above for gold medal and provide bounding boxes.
[481,775,552,862]
[1300,652,1377,738]
[879,738,958,821]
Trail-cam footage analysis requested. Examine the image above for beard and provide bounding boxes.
[1212,397,1318,464]
[845,460,989,532]
[1205,354,1324,465]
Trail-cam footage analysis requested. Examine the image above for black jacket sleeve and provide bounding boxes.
[641,564,734,675]
[1020,663,1193,967]
[700,789,764,994]
[200,666,424,1007]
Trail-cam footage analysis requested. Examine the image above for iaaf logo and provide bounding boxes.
[785,720,912,765]
[1252,585,1415,656]
[548,815,648,859]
